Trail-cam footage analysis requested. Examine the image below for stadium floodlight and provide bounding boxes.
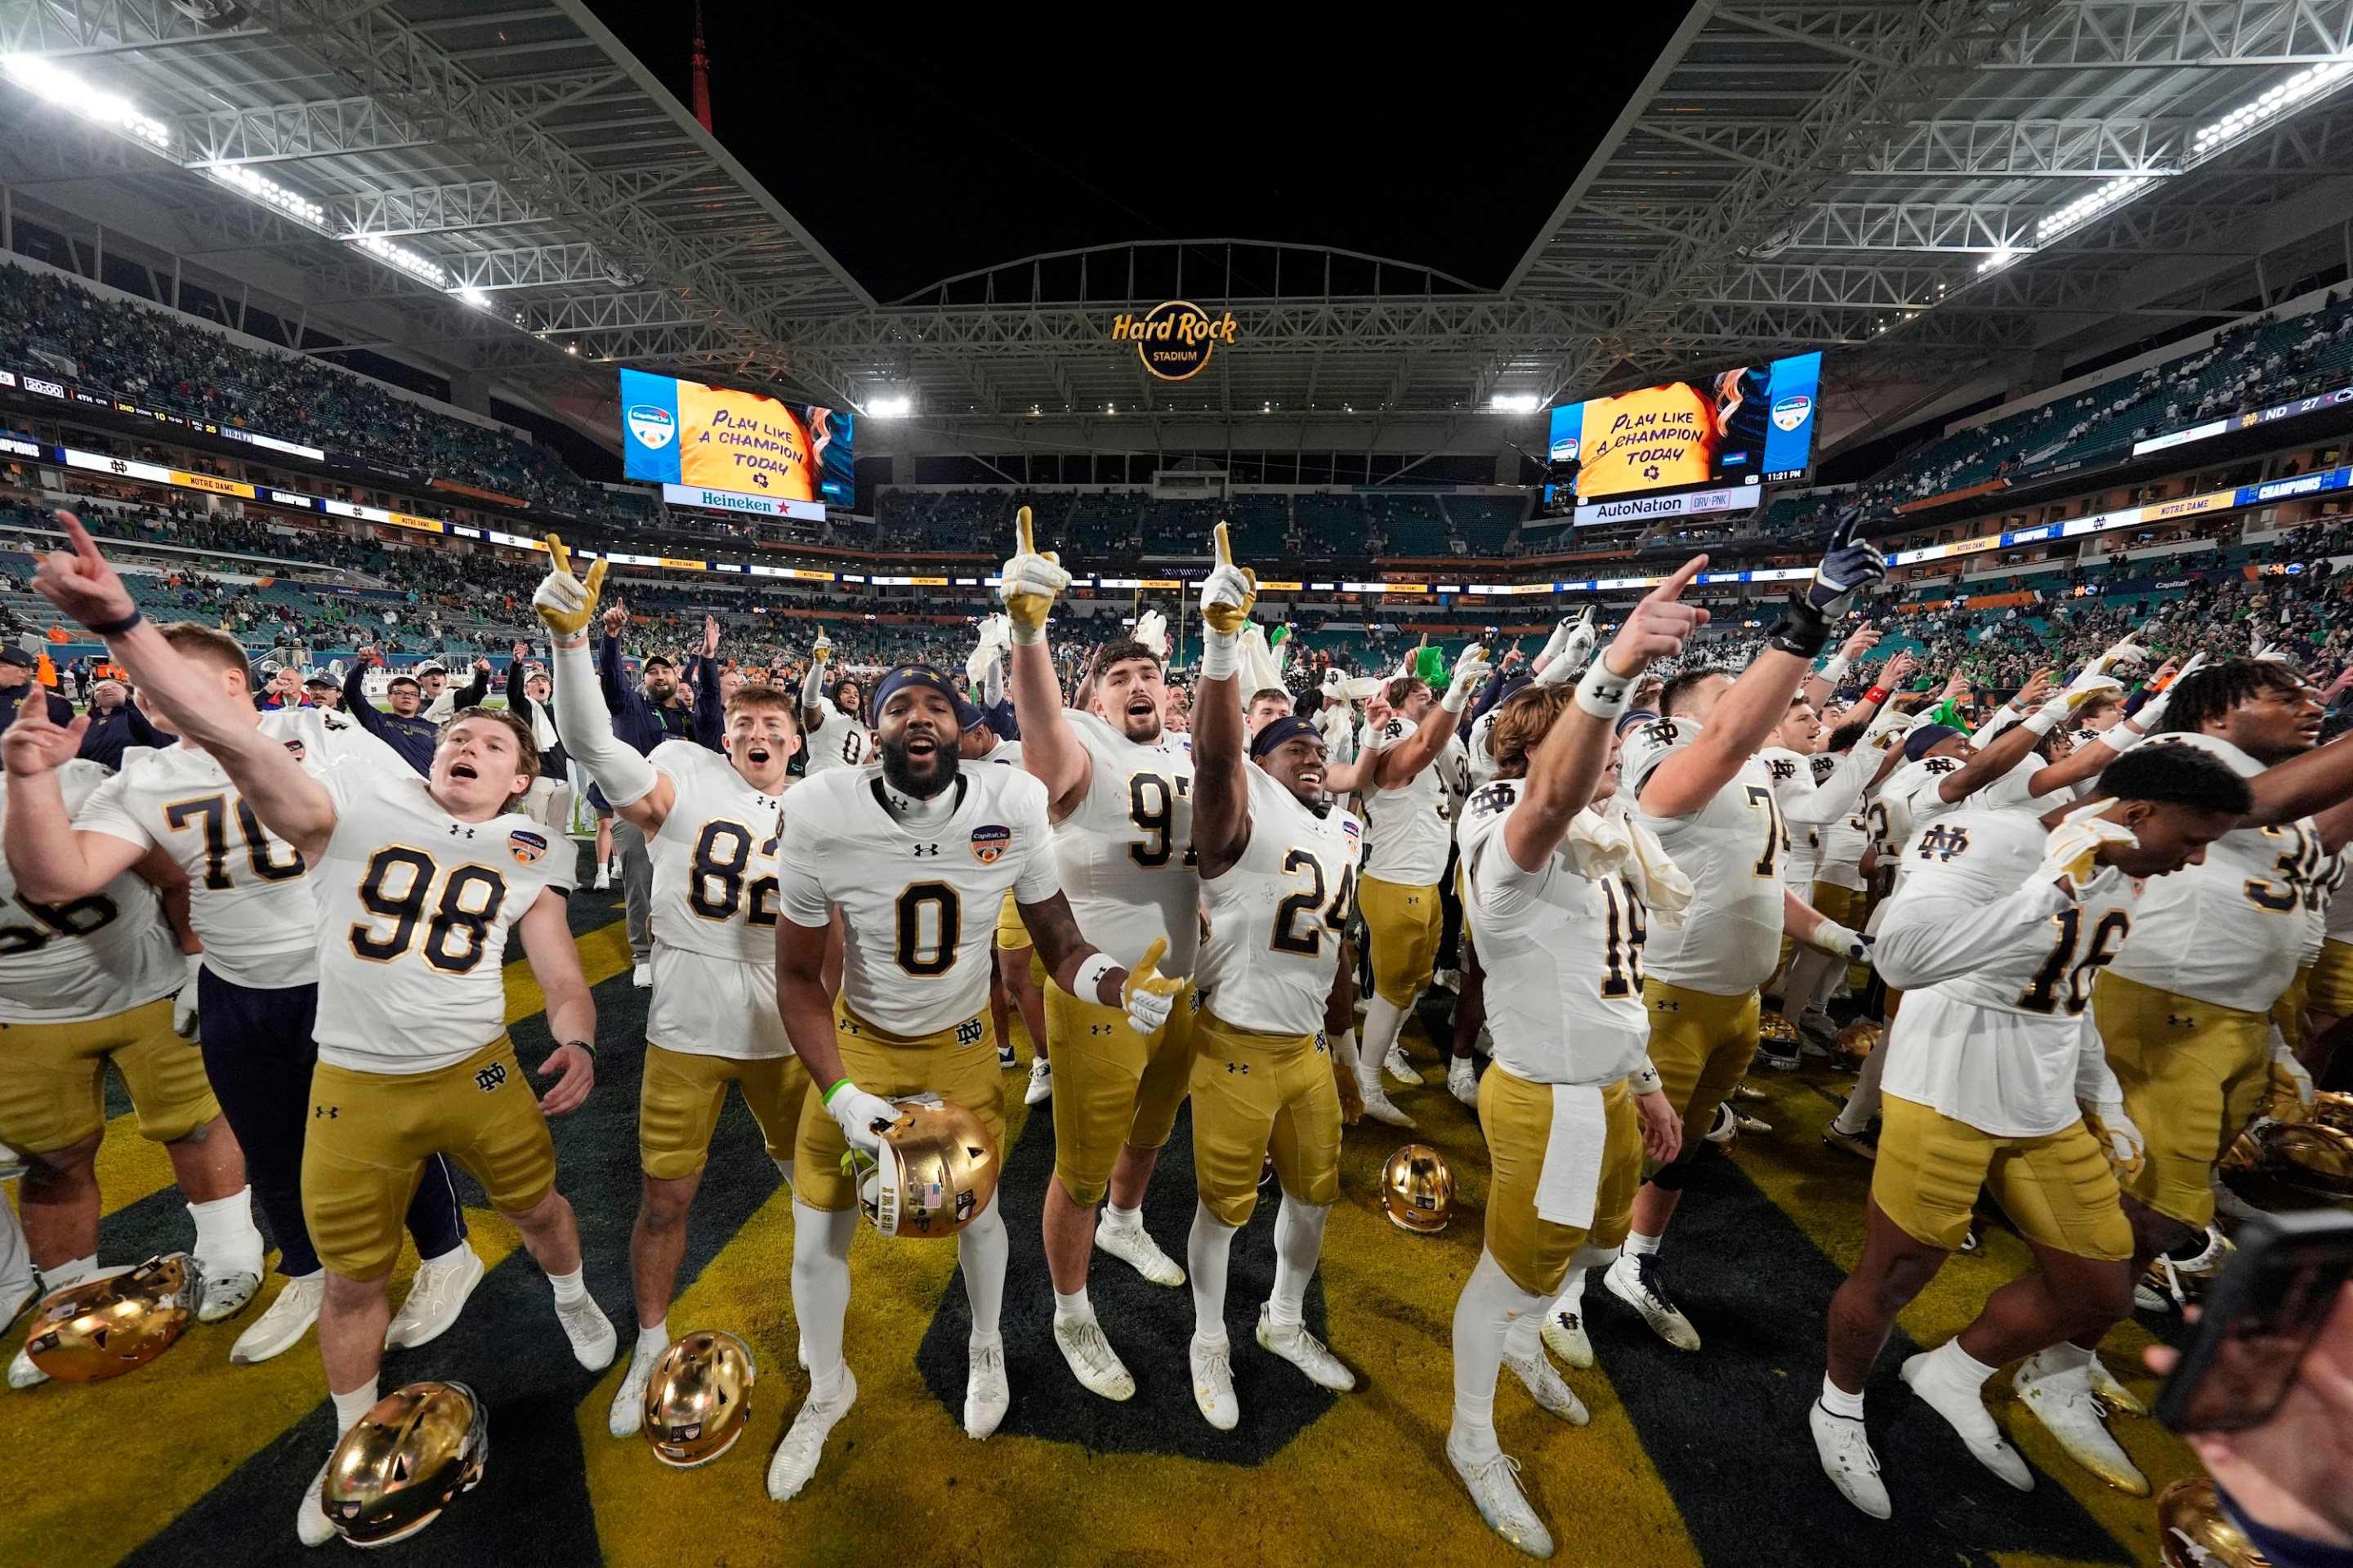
[1489,394,1542,413]
[1977,246,2024,275]
[866,394,912,418]
[2036,174,2158,247]
[347,232,449,287]
[453,286,492,310]
[204,163,327,230]
[2194,57,2353,158]
[0,55,171,153]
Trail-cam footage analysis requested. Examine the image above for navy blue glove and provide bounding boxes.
[1804,507,1887,616]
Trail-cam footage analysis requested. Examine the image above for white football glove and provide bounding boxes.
[827,1083,902,1156]
[2082,1101,2146,1182]
[1440,642,1491,714]
[1809,919,1873,963]
[171,952,202,1039]
[1133,609,1170,661]
[2271,1025,2318,1110]
[2038,814,2139,898]
[2092,639,2150,678]
[1122,938,1183,1038]
[2251,635,2290,664]
[1315,699,1354,757]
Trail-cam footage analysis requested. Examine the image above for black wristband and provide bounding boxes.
[1766,596,1830,659]
[564,1038,596,1060]
[89,609,142,637]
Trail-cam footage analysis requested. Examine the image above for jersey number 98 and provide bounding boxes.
[350,848,508,975]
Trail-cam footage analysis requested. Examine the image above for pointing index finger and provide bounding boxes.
[1650,554,1709,600]
[1016,506,1036,558]
[1213,520,1234,567]
[53,509,102,565]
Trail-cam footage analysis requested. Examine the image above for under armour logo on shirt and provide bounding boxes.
[447,824,477,839]
[913,843,940,857]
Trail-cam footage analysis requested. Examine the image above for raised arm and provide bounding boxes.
[690,617,724,751]
[33,514,336,859]
[1372,641,1490,789]
[1190,525,1257,879]
[799,629,833,734]
[1801,621,1881,711]
[342,654,389,737]
[1,705,145,900]
[998,506,1092,816]
[534,537,670,834]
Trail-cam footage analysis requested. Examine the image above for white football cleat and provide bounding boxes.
[1355,1068,1415,1128]
[232,1273,324,1365]
[1382,1041,1424,1086]
[1024,1057,1053,1106]
[1257,1304,1355,1392]
[767,1370,856,1501]
[1190,1334,1239,1430]
[1540,1302,1593,1369]
[385,1248,483,1351]
[1095,1213,1185,1287]
[8,1343,47,1390]
[964,1342,1009,1440]
[1448,1056,1480,1107]
[1503,1349,1587,1425]
[1052,1312,1136,1400]
[2085,1355,2147,1417]
[555,1290,618,1373]
[1900,1351,2033,1490]
[592,865,612,891]
[197,1266,261,1324]
[609,1336,663,1438]
[1449,1432,1553,1558]
[1604,1253,1700,1351]
[1810,1400,1891,1519]
[2013,1360,2148,1494]
[632,962,653,989]
[296,1453,337,1548]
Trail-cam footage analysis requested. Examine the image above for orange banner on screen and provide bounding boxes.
[675,383,821,502]
[1574,384,1721,498]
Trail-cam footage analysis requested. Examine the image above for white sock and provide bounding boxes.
[1187,1200,1239,1344]
[419,1242,469,1271]
[772,1157,795,1188]
[636,1319,669,1358]
[1550,1266,1589,1320]
[1361,995,1409,1072]
[790,1199,856,1403]
[1502,1308,1543,1363]
[1806,944,1848,1015]
[1267,1195,1329,1333]
[1819,1373,1865,1419]
[188,1188,266,1274]
[2027,1341,2094,1378]
[1834,1043,1887,1135]
[1101,1201,1141,1233]
[1054,1287,1092,1323]
[1921,1337,1998,1392]
[1328,1027,1360,1073]
[547,1266,587,1307]
[1625,1231,1663,1258]
[1452,1249,1544,1459]
[44,1253,100,1292]
[958,1195,1007,1347]
[332,1378,381,1433]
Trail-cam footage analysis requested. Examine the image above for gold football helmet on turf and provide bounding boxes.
[855,1095,1000,1238]
[2313,1089,2353,1134]
[2156,1477,2269,1568]
[645,1331,758,1467]
[2254,1120,2353,1197]
[1380,1144,1455,1233]
[1758,1010,1802,1048]
[23,1253,199,1381]
[1833,1021,1880,1073]
[323,1381,487,1547]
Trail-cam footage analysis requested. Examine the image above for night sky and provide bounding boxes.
[581,3,1696,302]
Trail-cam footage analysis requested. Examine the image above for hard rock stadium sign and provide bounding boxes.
[1110,300,1239,382]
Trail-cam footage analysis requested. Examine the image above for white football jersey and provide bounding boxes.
[1626,716,1785,994]
[1467,708,1501,788]
[777,763,1059,1038]
[311,768,578,1074]
[1873,756,1971,886]
[1051,711,1199,977]
[1357,716,1458,885]
[643,743,791,1060]
[2105,733,2324,1013]
[1759,748,1820,884]
[1458,779,1650,1086]
[1873,807,2138,1136]
[0,762,185,1022]
[74,708,393,989]
[1198,764,1360,1039]
[1807,751,1871,891]
[801,701,870,776]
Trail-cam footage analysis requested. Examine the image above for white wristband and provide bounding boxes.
[1007,619,1044,646]
[1574,663,1634,719]
[1819,654,1851,686]
[1630,1057,1663,1097]
[2021,700,2065,736]
[2095,723,2145,757]
[1073,951,1118,1004]
[1199,630,1239,681]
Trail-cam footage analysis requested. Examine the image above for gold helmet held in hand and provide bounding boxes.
[856,1095,1001,1239]
[1380,1144,1455,1234]
[2156,1477,2270,1568]
[23,1253,199,1381]
[645,1331,758,1467]
[323,1381,488,1547]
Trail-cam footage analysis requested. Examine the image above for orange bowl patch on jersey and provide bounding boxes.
[507,828,549,866]
[970,824,1011,864]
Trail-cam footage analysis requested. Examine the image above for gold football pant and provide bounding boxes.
[0,998,217,1154]
[639,1044,812,1182]
[2308,938,2353,1017]
[1872,1095,2132,1260]
[1643,977,1759,1147]
[1359,873,1443,1007]
[2092,971,2270,1230]
[1480,1067,1641,1297]
[793,998,1005,1214]
[1188,1008,1341,1228]
[1044,975,1196,1206]
[302,1035,556,1280]
[993,891,1029,951]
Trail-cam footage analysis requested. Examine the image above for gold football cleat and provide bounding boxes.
[1380,1144,1455,1233]
[645,1331,758,1468]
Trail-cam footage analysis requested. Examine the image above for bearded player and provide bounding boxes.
[1613,517,1885,1351]
[534,542,810,1440]
[31,516,615,1546]
[1445,564,1704,1557]
[1814,746,2250,1517]
[3,628,483,1369]
[997,507,1198,1400]
[1182,532,1360,1432]
[764,663,1177,1499]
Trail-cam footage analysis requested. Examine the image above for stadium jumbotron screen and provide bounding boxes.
[618,366,852,520]
[1547,350,1821,501]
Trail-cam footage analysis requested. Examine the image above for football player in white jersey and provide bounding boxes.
[1182,538,1360,1432]
[1812,744,2250,1518]
[1613,516,1885,1351]
[1444,562,1703,1557]
[764,663,1177,1499]
[31,516,614,1546]
[799,630,870,776]
[534,548,808,1440]
[0,712,268,1387]
[998,508,1199,1401]
[1350,642,1487,1123]
[4,623,483,1370]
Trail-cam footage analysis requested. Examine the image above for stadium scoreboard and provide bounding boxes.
[618,367,852,520]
